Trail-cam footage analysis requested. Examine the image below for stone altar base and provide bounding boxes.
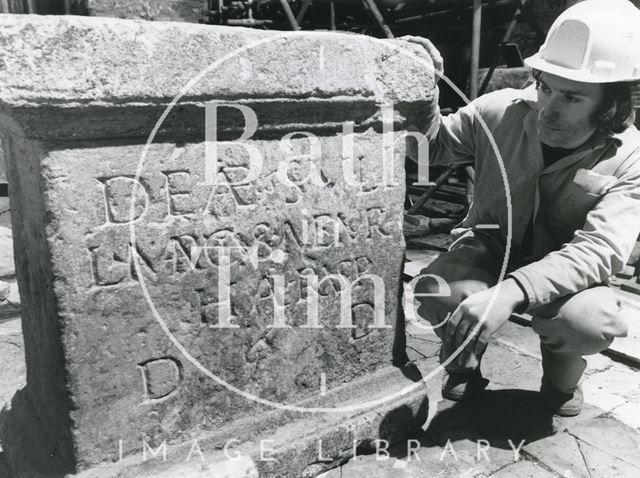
[0,14,435,477]
[65,358,437,478]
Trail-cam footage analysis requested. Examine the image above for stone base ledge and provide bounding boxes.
[2,357,441,478]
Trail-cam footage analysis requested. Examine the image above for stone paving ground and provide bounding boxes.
[318,318,640,478]
[1,197,640,477]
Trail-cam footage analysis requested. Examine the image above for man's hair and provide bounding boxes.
[531,69,636,136]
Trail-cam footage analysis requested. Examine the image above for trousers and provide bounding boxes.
[415,234,630,393]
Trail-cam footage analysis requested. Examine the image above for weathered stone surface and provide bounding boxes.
[488,460,556,478]
[567,415,640,469]
[0,15,433,140]
[0,226,13,279]
[523,432,590,478]
[0,139,6,184]
[0,14,435,478]
[576,439,640,478]
[0,318,25,409]
[0,280,9,301]
[71,358,434,478]
[0,198,9,229]
[71,0,204,23]
[612,401,640,432]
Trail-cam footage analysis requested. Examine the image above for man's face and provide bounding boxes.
[536,72,604,149]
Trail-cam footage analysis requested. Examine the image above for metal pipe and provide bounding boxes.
[296,0,313,24]
[470,0,482,99]
[330,0,336,30]
[279,0,301,30]
[407,165,458,214]
[478,1,522,96]
[362,0,394,39]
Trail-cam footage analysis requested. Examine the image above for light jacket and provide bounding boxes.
[419,84,640,308]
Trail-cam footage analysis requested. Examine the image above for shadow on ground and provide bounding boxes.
[423,389,556,449]
[368,388,558,461]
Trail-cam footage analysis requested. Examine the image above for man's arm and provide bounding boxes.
[509,153,640,308]
[399,36,477,167]
[445,277,527,355]
[448,150,640,353]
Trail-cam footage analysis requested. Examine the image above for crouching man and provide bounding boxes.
[408,0,640,416]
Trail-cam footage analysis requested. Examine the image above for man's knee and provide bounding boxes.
[415,273,490,309]
[414,273,492,340]
[532,287,629,355]
[411,236,499,334]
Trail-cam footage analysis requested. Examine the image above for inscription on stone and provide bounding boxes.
[138,357,183,402]
[0,15,432,476]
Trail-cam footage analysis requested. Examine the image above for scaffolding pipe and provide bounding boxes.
[296,0,313,24]
[470,0,482,99]
[362,0,394,38]
[279,0,301,30]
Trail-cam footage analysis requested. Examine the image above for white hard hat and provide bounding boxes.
[524,0,640,83]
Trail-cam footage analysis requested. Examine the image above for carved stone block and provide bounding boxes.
[0,15,435,477]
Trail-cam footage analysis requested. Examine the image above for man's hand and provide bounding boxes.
[397,36,444,82]
[444,279,527,356]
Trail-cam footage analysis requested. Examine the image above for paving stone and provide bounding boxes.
[0,227,13,279]
[583,353,614,375]
[567,415,640,468]
[340,439,493,478]
[487,460,557,478]
[522,432,590,478]
[576,439,640,478]
[581,378,628,414]
[4,281,18,306]
[611,401,640,431]
[339,454,411,478]
[0,281,9,302]
[0,318,25,409]
[406,336,440,363]
[0,209,9,229]
[482,339,543,392]
[494,320,541,360]
[426,392,556,454]
[581,363,640,403]
[404,437,520,477]
[0,280,20,321]
[317,467,341,478]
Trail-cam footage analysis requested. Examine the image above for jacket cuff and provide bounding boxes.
[506,271,536,309]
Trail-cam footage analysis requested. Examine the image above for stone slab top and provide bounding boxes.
[0,14,435,109]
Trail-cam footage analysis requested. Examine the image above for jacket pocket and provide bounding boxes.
[573,168,617,196]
